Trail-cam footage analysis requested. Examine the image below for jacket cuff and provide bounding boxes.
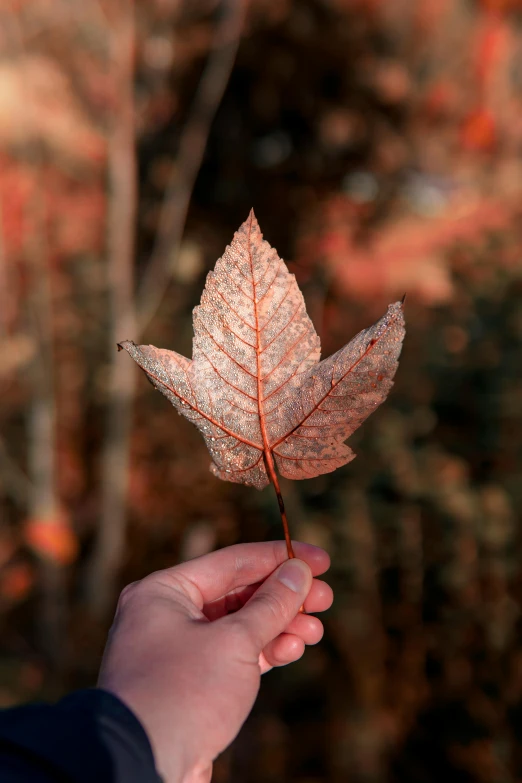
[0,688,162,783]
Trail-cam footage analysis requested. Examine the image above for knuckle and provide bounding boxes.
[117,580,140,608]
[246,591,290,648]
[256,590,288,622]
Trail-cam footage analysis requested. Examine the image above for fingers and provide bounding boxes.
[203,582,258,621]
[259,634,305,673]
[204,575,333,621]
[164,541,329,607]
[226,559,312,650]
[259,612,325,673]
[245,574,333,673]
[304,579,333,614]
[285,612,324,645]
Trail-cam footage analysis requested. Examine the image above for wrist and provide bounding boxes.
[180,762,213,783]
[98,681,204,783]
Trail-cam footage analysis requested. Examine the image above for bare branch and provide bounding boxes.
[136,0,246,335]
[86,0,137,617]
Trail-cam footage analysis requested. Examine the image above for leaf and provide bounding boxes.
[120,211,405,551]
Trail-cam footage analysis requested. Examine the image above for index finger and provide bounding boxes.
[161,541,330,608]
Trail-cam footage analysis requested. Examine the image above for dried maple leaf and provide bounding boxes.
[119,211,405,557]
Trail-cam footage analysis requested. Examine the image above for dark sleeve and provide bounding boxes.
[0,688,162,783]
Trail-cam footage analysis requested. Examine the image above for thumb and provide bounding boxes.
[232,559,312,651]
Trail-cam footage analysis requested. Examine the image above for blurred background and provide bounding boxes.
[1,0,522,780]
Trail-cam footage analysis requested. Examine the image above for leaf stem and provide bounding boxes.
[264,452,305,612]
[264,451,295,559]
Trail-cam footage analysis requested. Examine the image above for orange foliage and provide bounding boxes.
[0,154,106,260]
[0,562,33,602]
[299,195,517,305]
[24,517,78,566]
[460,108,497,153]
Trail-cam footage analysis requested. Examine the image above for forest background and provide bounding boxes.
[1,1,522,781]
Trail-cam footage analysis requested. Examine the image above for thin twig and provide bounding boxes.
[86,0,137,618]
[136,0,246,335]
[26,172,67,670]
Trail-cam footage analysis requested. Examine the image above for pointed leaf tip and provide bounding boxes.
[118,340,136,353]
[245,209,262,235]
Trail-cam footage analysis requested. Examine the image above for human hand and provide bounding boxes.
[97,541,332,783]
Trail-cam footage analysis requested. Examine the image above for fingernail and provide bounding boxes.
[277,559,309,593]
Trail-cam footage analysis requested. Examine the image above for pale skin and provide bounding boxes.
[98,541,333,783]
